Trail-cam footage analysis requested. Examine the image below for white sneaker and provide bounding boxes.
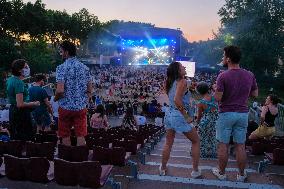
[237,172,247,182]
[159,165,166,176]
[191,169,202,179]
[212,167,227,180]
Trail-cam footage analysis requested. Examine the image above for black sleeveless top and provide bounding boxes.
[264,107,278,127]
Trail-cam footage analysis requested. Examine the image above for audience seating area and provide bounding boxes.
[246,136,284,172]
[0,124,165,188]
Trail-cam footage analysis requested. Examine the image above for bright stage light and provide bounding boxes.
[121,38,177,65]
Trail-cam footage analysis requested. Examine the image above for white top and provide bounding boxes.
[50,96,59,118]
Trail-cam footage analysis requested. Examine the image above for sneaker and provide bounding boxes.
[212,167,227,180]
[191,169,202,179]
[159,165,166,176]
[237,172,247,182]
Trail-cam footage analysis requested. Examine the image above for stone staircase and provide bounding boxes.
[132,133,284,189]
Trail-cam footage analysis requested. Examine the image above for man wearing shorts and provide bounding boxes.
[213,46,258,182]
[55,41,93,146]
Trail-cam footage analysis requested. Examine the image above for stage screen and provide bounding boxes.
[121,38,177,65]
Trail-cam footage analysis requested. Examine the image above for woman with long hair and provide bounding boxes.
[249,95,279,139]
[90,104,109,130]
[6,59,40,141]
[121,107,138,131]
[161,62,201,178]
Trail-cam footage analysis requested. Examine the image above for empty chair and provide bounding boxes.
[4,154,28,180]
[54,158,80,186]
[58,144,89,162]
[94,138,110,148]
[85,134,96,149]
[111,147,126,166]
[26,142,55,160]
[0,141,6,157]
[0,157,3,173]
[112,139,125,149]
[265,142,278,153]
[25,157,50,183]
[273,148,284,165]
[78,161,102,188]
[252,142,265,155]
[125,140,138,155]
[5,140,24,157]
[93,146,111,165]
[54,158,112,188]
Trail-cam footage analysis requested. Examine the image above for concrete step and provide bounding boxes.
[137,174,283,189]
[138,164,261,181]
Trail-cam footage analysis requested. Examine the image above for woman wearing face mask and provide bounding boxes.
[6,59,40,141]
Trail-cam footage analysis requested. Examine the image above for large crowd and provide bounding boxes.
[1,41,282,183]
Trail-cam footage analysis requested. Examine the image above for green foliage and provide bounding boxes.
[21,39,54,74]
[0,0,103,73]
[218,0,284,75]
[0,36,20,70]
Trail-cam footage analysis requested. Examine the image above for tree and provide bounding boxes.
[21,39,54,74]
[0,0,13,37]
[218,0,284,75]
[21,0,48,39]
[0,36,20,70]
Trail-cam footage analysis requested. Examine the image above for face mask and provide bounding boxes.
[22,67,30,77]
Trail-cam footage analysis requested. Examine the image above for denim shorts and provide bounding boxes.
[164,109,193,133]
[216,112,248,144]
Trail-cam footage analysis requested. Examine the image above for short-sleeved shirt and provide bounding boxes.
[29,86,49,115]
[216,69,257,113]
[56,57,91,111]
[6,76,29,105]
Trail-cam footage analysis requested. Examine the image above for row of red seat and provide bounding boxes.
[2,154,112,188]
[246,137,284,166]
[0,124,165,188]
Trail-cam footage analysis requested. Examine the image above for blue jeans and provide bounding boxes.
[216,112,248,144]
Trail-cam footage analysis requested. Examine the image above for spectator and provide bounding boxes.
[161,62,200,178]
[55,41,93,146]
[90,104,109,130]
[6,59,40,141]
[122,107,138,131]
[196,82,218,158]
[213,46,258,182]
[249,95,279,140]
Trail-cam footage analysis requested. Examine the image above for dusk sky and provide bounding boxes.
[24,0,225,42]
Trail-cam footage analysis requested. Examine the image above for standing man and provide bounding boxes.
[29,74,53,133]
[55,41,93,146]
[213,46,258,182]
